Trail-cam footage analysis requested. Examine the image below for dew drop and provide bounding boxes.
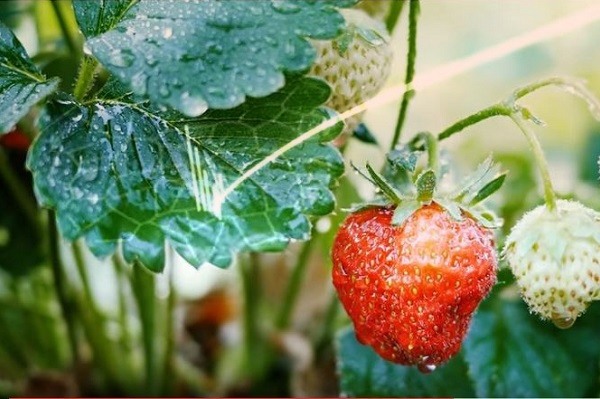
[552,316,575,329]
[162,26,173,39]
[417,363,436,374]
[271,0,301,14]
[179,92,208,117]
[110,49,135,68]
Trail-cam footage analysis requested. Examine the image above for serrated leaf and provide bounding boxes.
[336,327,476,397]
[76,0,357,117]
[27,76,343,272]
[0,23,59,132]
[469,172,506,206]
[464,298,600,398]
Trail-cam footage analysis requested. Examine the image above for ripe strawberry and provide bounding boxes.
[0,127,31,152]
[503,199,600,328]
[332,203,497,371]
[310,9,393,138]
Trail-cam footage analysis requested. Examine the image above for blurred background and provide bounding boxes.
[1,0,600,396]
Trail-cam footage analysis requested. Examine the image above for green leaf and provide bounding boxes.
[76,0,357,117]
[336,327,476,397]
[27,76,343,272]
[352,123,379,145]
[0,23,59,132]
[463,297,600,398]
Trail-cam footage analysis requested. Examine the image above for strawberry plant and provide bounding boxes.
[1,0,600,397]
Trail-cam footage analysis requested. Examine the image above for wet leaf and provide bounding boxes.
[336,327,476,397]
[27,76,343,272]
[75,0,357,117]
[463,297,600,398]
[0,23,59,132]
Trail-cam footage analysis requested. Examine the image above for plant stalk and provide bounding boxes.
[132,261,159,394]
[390,0,420,150]
[73,56,99,101]
[437,103,512,142]
[50,0,79,55]
[385,0,407,34]
[47,214,82,373]
[0,149,39,230]
[509,113,557,211]
[276,238,315,329]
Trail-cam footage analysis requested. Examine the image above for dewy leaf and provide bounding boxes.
[27,76,343,272]
[463,297,600,398]
[0,23,59,132]
[336,327,476,398]
[75,0,357,117]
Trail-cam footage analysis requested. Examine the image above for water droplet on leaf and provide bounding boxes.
[271,0,301,14]
[417,363,436,374]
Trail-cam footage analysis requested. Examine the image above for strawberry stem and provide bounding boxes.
[437,103,512,142]
[509,113,557,211]
[385,0,407,34]
[390,0,420,150]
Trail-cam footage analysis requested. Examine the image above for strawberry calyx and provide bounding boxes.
[352,133,506,228]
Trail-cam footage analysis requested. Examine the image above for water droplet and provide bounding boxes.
[552,316,575,329]
[162,27,173,39]
[179,92,208,117]
[120,143,128,152]
[271,0,301,14]
[82,43,92,56]
[159,85,171,98]
[110,49,135,68]
[417,363,436,374]
[72,113,83,123]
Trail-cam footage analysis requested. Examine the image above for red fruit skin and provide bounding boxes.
[0,128,31,152]
[332,204,496,368]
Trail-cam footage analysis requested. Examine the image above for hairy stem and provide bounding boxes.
[509,113,557,211]
[240,252,265,379]
[437,103,512,142]
[276,237,315,329]
[73,56,99,101]
[390,0,420,150]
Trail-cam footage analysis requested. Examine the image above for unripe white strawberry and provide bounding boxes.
[310,9,393,138]
[503,199,600,328]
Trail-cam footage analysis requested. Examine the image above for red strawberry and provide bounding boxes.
[332,202,497,371]
[0,127,31,152]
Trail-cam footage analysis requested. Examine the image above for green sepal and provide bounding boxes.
[416,169,436,204]
[345,198,392,213]
[352,123,379,145]
[387,145,421,173]
[392,200,420,226]
[450,156,497,201]
[435,198,463,222]
[462,206,503,229]
[365,163,404,204]
[469,172,507,206]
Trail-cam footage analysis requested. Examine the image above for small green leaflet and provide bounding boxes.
[336,327,476,397]
[74,0,357,117]
[0,23,59,132]
[27,76,344,272]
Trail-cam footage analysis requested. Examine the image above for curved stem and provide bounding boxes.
[390,0,420,150]
[509,113,557,211]
[437,103,512,142]
[422,132,439,172]
[0,149,39,231]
